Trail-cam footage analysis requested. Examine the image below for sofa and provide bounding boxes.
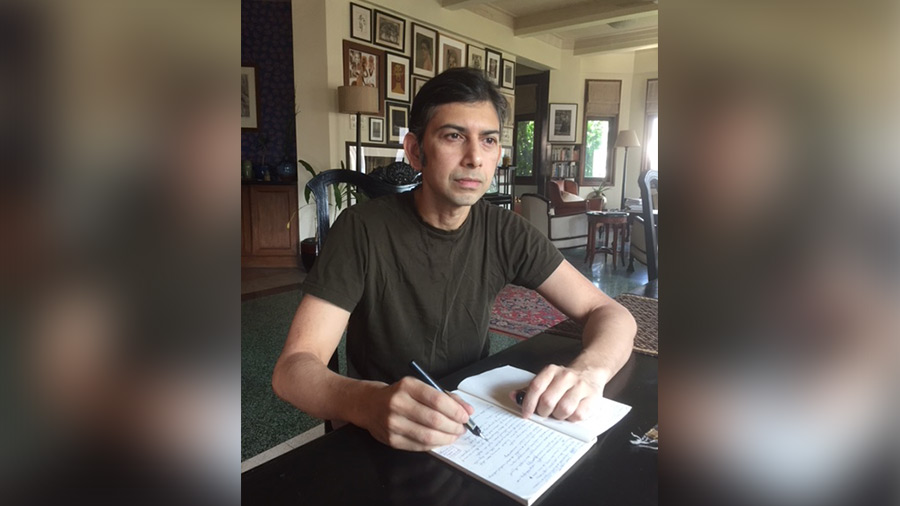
[521,179,591,249]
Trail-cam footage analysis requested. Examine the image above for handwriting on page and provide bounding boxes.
[434,395,586,499]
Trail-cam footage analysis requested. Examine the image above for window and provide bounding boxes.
[514,120,534,177]
[583,118,613,179]
[580,80,621,185]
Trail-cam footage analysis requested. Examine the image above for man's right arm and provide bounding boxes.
[271,294,473,451]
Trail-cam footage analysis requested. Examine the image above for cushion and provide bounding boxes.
[560,191,584,202]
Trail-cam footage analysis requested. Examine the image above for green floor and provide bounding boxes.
[240,245,647,461]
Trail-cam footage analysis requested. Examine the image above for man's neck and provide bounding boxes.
[413,190,472,231]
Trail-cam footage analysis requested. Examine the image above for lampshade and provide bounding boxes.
[338,85,379,114]
[614,129,641,148]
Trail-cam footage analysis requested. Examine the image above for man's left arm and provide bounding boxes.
[517,260,636,421]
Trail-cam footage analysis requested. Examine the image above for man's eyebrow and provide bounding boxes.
[436,123,501,136]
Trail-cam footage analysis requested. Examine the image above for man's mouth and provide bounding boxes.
[455,178,483,189]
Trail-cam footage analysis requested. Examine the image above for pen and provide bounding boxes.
[409,360,488,441]
[515,389,527,406]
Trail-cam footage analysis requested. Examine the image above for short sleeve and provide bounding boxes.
[300,209,368,313]
[498,211,564,289]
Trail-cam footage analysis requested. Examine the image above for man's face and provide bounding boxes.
[406,101,502,209]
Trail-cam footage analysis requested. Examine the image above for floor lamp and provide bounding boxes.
[614,130,641,210]
[338,85,380,172]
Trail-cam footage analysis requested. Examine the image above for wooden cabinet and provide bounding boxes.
[241,183,299,267]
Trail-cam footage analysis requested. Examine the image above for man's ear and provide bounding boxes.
[403,133,423,172]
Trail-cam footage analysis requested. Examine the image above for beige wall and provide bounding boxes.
[291,0,657,238]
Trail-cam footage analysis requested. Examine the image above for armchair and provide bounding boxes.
[520,179,589,249]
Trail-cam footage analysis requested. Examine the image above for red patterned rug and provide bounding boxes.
[489,285,567,339]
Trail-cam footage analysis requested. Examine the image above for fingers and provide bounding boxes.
[519,365,602,421]
[448,392,475,416]
[369,377,473,451]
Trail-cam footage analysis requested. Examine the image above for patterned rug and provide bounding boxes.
[489,285,568,339]
[546,293,659,356]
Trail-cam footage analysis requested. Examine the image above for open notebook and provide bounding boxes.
[431,366,631,505]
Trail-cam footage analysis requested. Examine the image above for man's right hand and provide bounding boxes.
[359,377,474,451]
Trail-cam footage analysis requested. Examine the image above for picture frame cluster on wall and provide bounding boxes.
[341,5,517,150]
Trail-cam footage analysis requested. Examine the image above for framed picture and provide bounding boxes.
[467,45,485,71]
[368,117,384,143]
[501,128,513,147]
[241,66,259,130]
[501,59,515,89]
[342,40,385,115]
[345,142,405,173]
[548,103,577,142]
[386,101,409,143]
[411,23,436,77]
[438,34,466,73]
[373,10,405,52]
[385,53,410,102]
[412,76,428,100]
[349,3,372,43]
[501,92,515,129]
[485,49,501,86]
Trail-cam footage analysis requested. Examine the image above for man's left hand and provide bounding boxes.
[511,364,609,422]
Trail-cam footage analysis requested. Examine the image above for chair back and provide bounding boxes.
[638,170,658,280]
[306,169,419,254]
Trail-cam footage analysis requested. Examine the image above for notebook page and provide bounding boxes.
[457,365,631,442]
[432,392,594,505]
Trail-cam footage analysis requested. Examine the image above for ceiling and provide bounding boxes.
[439,0,658,57]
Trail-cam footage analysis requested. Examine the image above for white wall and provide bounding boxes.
[291,0,657,238]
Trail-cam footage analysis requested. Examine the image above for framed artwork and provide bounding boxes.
[501,92,515,129]
[467,45,485,71]
[241,66,258,130]
[349,3,372,43]
[385,53,410,102]
[548,103,577,142]
[368,117,384,143]
[501,59,515,89]
[345,142,405,173]
[386,101,409,143]
[411,23,436,77]
[373,10,405,52]
[438,34,466,73]
[412,76,428,100]
[342,40,385,115]
[501,128,513,147]
[485,49,502,86]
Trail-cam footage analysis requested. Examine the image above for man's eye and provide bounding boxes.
[484,137,498,145]
[446,132,462,140]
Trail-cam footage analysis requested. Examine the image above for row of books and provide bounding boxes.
[549,161,578,179]
[549,145,580,162]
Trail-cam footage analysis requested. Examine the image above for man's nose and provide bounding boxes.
[463,141,482,168]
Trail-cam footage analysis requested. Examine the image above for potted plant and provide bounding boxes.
[586,182,609,211]
[287,160,359,271]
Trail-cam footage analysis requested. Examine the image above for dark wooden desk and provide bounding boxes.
[242,334,658,506]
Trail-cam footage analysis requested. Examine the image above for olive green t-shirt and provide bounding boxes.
[302,191,563,383]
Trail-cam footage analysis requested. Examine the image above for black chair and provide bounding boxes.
[627,170,658,280]
[307,168,419,255]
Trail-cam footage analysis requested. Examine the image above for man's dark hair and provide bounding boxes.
[409,67,508,142]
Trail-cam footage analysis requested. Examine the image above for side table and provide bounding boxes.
[585,211,629,267]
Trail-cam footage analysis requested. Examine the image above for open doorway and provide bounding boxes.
[512,62,549,194]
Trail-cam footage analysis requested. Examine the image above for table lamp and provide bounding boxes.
[338,85,380,172]
[614,130,641,210]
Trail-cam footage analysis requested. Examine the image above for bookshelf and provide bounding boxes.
[547,144,581,179]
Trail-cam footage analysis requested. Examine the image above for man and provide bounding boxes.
[273,68,636,452]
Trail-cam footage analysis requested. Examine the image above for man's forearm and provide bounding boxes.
[570,302,636,385]
[272,352,383,426]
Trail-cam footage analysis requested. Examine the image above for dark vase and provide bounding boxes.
[253,164,271,181]
[277,159,297,182]
[300,237,318,272]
